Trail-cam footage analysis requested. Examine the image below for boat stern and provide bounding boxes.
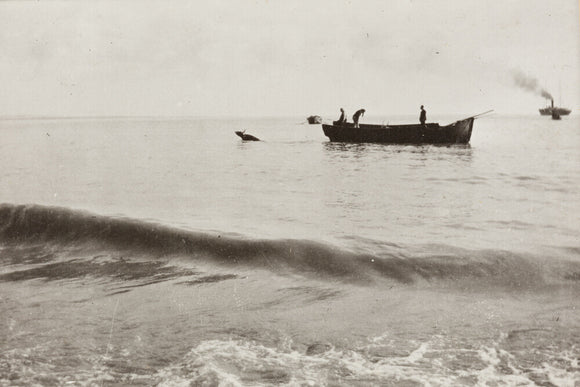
[452,117,474,144]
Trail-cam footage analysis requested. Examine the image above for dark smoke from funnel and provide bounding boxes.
[540,89,552,100]
[512,69,553,100]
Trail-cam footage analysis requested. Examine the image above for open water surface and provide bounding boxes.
[0,114,579,385]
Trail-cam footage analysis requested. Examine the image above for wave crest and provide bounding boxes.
[0,204,578,286]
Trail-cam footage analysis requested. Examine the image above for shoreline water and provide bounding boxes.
[1,115,579,385]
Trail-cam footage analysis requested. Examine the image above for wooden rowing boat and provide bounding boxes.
[322,117,475,144]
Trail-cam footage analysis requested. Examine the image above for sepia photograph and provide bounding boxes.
[1,0,579,385]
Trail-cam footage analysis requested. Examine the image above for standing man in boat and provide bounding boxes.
[337,108,347,124]
[353,109,365,128]
[420,105,427,127]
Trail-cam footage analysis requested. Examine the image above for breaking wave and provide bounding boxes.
[0,204,578,287]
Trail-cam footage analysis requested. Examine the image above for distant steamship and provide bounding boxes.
[539,99,571,116]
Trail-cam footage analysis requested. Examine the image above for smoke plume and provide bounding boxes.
[512,70,553,100]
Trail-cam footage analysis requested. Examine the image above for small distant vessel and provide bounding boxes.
[307,115,322,124]
[322,117,477,145]
[539,99,570,116]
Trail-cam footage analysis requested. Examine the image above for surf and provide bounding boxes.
[0,203,578,289]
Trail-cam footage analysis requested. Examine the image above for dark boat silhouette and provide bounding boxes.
[322,117,476,144]
[307,115,322,124]
[539,99,570,116]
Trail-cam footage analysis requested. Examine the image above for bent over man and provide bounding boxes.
[353,109,365,128]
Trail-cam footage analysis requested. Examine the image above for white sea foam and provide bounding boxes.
[147,331,580,386]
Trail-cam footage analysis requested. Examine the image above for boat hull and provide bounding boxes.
[307,115,323,124]
[539,107,571,116]
[322,118,474,144]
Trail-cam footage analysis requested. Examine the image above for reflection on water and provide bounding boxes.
[322,141,473,164]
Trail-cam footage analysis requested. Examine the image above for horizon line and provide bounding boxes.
[0,111,576,121]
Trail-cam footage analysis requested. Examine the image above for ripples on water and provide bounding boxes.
[0,115,579,385]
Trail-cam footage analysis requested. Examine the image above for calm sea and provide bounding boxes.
[0,114,579,385]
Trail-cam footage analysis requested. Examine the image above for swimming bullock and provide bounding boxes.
[235,130,260,141]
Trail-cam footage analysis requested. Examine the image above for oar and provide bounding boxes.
[444,110,493,125]
[465,110,494,120]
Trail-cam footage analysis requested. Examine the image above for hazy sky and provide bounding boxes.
[0,0,578,117]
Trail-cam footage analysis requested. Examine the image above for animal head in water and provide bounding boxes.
[235,130,259,141]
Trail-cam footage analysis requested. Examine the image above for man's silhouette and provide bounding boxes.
[353,109,365,128]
